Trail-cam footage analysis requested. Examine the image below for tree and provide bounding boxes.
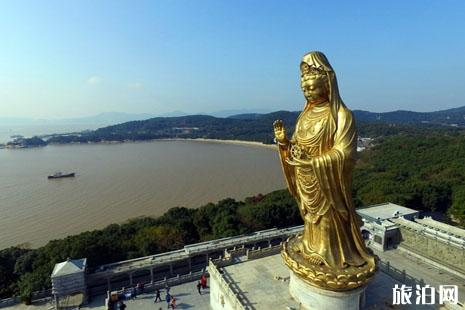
[449,188,465,225]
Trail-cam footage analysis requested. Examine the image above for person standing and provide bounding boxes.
[154,288,162,302]
[200,274,207,289]
[170,297,177,309]
[131,287,137,299]
[165,292,171,309]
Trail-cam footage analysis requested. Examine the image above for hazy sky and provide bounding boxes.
[1,1,464,118]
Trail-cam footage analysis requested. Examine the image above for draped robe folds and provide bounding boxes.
[278,102,374,269]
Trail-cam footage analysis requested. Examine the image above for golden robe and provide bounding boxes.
[279,101,373,269]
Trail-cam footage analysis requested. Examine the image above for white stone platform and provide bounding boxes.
[289,271,366,310]
[211,254,439,310]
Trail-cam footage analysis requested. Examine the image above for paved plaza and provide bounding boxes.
[221,254,439,310]
[7,280,211,310]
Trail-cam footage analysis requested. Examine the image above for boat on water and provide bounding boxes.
[47,172,76,179]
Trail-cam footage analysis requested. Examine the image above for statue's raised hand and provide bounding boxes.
[273,120,288,145]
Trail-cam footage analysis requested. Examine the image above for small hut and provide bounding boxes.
[51,258,87,309]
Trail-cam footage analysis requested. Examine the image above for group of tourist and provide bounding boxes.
[154,285,176,309]
[123,282,145,300]
[107,282,146,309]
[109,274,208,309]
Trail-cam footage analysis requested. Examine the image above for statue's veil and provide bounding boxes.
[301,51,347,138]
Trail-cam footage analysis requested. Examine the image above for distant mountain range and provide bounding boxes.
[353,106,465,126]
[228,106,465,127]
[4,105,465,147]
[43,105,465,146]
[0,109,271,127]
[4,105,464,128]
[0,112,160,126]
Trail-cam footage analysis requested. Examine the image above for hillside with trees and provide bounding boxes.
[353,105,465,126]
[45,109,465,145]
[353,131,465,223]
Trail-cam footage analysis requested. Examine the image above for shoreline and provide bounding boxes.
[158,138,277,150]
[3,137,278,150]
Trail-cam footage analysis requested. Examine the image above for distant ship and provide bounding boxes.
[47,172,76,179]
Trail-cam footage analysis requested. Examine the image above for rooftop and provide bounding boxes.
[51,258,87,277]
[357,202,419,221]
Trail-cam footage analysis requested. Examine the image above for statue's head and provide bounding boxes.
[300,62,329,102]
[300,51,347,136]
[300,51,334,102]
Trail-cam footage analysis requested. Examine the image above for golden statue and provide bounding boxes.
[274,51,376,291]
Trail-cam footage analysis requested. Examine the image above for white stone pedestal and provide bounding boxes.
[289,271,367,310]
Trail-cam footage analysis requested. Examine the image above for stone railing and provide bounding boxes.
[208,244,283,310]
[107,270,208,297]
[392,217,465,249]
[246,244,281,260]
[378,260,464,309]
[378,260,426,288]
[0,297,20,308]
[0,289,53,309]
[93,225,303,276]
[209,260,248,310]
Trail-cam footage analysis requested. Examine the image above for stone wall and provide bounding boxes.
[399,226,465,274]
[209,260,247,310]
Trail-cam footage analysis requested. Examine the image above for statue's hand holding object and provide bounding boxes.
[273,120,288,145]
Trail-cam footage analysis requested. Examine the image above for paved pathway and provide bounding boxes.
[115,283,211,310]
[372,247,465,304]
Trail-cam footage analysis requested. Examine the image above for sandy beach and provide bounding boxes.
[159,138,278,150]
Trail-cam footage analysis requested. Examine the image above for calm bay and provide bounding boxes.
[0,140,285,249]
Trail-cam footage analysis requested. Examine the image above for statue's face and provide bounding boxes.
[300,63,328,102]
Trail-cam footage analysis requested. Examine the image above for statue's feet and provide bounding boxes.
[308,253,325,266]
[291,240,303,253]
[291,239,326,266]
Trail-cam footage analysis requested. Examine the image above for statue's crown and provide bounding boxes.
[300,62,325,76]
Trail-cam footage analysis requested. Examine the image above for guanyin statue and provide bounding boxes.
[273,51,376,291]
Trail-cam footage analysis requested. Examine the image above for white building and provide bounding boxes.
[356,202,420,251]
[51,258,87,309]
